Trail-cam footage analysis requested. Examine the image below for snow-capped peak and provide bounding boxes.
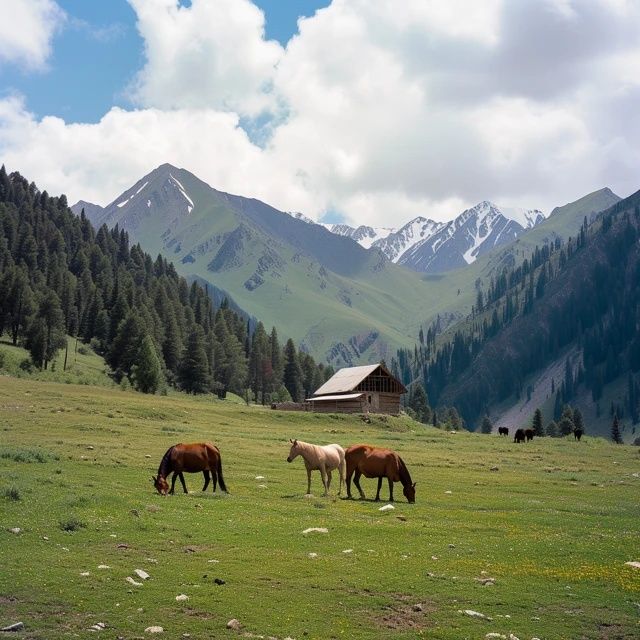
[328,224,395,249]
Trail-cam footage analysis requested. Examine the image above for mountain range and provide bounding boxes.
[72,164,619,367]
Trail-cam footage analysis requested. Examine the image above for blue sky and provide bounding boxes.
[0,0,329,123]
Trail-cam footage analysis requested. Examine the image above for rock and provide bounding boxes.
[126,576,143,586]
[396,515,407,521]
[90,622,106,631]
[448,544,456,548]
[134,569,150,580]
[175,594,189,602]
[255,476,265,480]
[8,528,21,534]
[116,543,130,549]
[258,484,267,489]
[226,619,242,630]
[444,490,452,494]
[461,609,490,620]
[145,454,151,458]
[302,527,328,534]
[308,552,318,558]
[431,556,438,560]
[144,626,163,633]
[485,634,506,639]
[378,504,395,511]
[80,572,91,576]
[508,635,520,640]
[412,603,423,612]
[427,572,435,577]
[214,578,225,585]
[475,577,496,586]
[342,549,353,554]
[625,561,640,569]
[87,445,94,450]
[42,536,49,540]
[97,564,110,569]
[490,466,499,471]
[1,622,24,632]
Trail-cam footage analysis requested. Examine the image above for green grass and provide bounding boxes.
[1,377,638,639]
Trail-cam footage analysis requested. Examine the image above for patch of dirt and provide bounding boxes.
[598,622,637,639]
[371,596,436,631]
[0,595,18,604]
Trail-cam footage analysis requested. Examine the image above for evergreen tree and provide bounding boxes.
[558,405,575,436]
[283,338,304,402]
[546,420,558,437]
[108,310,144,380]
[408,384,431,424]
[611,413,623,444]
[131,334,164,394]
[572,407,585,435]
[25,290,66,369]
[532,408,544,437]
[480,414,493,434]
[179,326,210,394]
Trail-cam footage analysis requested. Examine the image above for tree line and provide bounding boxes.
[0,167,332,399]
[393,189,640,436]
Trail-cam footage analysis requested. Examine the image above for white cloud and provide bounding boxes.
[0,0,65,70]
[1,0,639,227]
[128,0,283,115]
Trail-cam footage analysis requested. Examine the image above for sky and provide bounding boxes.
[0,0,639,228]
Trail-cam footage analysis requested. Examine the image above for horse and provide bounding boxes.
[286,439,346,496]
[525,428,534,441]
[345,444,416,503]
[513,428,526,443]
[498,427,509,437]
[152,442,227,496]
[574,428,583,441]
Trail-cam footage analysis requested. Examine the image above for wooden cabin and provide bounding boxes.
[307,363,406,415]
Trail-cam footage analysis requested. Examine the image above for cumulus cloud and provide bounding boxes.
[1,0,639,227]
[0,0,65,70]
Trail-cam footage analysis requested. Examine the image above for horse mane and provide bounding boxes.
[158,446,174,478]
[397,455,412,487]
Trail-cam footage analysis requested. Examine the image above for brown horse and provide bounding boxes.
[152,443,227,495]
[345,444,416,503]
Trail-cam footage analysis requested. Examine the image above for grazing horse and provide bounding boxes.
[345,444,416,503]
[574,428,583,441]
[286,439,346,496]
[514,428,526,443]
[525,428,534,442]
[153,443,227,496]
[498,427,509,437]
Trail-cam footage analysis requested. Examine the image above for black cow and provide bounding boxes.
[514,428,526,443]
[574,428,583,441]
[498,427,509,436]
[524,428,534,442]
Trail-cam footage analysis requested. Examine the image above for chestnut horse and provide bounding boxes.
[286,439,346,496]
[152,442,227,495]
[345,444,416,503]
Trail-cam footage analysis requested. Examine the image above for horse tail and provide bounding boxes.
[216,450,228,493]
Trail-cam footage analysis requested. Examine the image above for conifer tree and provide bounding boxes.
[25,290,66,369]
[572,407,585,435]
[532,408,544,436]
[480,414,493,434]
[283,338,303,402]
[611,413,623,444]
[546,420,558,437]
[131,334,164,394]
[108,310,144,380]
[179,326,210,394]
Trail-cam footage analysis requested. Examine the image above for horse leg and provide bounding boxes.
[326,469,332,493]
[211,469,218,493]
[388,477,394,502]
[353,470,365,500]
[202,471,210,492]
[338,458,345,496]
[375,477,383,501]
[170,472,178,494]
[320,466,329,496]
[179,472,188,494]
[306,468,312,495]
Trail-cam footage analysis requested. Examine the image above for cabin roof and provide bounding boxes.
[312,363,405,396]
[306,393,365,402]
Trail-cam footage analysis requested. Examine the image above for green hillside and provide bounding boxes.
[1,376,638,639]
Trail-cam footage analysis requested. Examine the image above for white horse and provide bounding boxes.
[286,439,346,496]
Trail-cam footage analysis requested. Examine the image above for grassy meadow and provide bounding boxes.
[1,376,639,639]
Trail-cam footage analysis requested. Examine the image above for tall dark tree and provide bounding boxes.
[25,290,66,369]
[532,408,544,437]
[546,420,558,437]
[573,407,585,435]
[558,405,575,437]
[283,338,304,402]
[179,326,210,394]
[480,414,493,434]
[131,334,164,394]
[611,413,623,444]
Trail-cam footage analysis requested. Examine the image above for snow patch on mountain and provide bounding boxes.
[169,173,194,214]
[372,217,444,262]
[329,224,394,249]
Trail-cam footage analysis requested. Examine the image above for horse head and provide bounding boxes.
[286,439,299,463]
[403,481,416,504]
[152,474,169,495]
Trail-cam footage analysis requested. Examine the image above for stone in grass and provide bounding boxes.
[175,594,189,602]
[302,527,328,534]
[1,622,24,632]
[460,609,492,620]
[145,626,163,633]
[90,622,106,631]
[625,561,640,569]
[485,634,506,639]
[308,552,318,559]
[134,569,150,580]
[97,565,110,569]
[9,528,21,535]
[378,504,395,512]
[126,576,143,586]
[226,619,242,630]
[412,603,423,612]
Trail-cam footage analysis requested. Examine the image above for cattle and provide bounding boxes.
[525,429,534,442]
[513,428,526,443]
[574,428,583,441]
[498,427,509,436]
